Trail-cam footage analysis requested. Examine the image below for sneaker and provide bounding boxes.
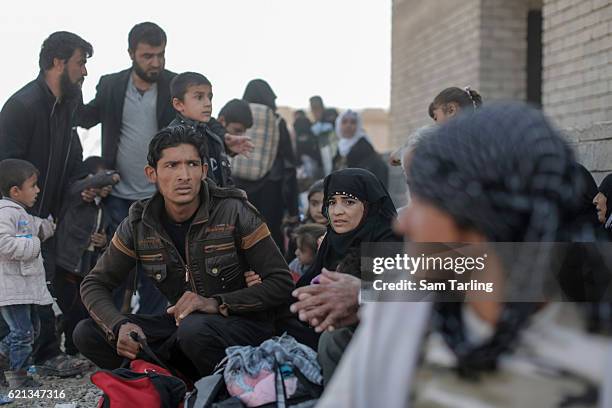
[37,353,87,378]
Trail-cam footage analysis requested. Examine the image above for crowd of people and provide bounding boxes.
[0,20,611,408]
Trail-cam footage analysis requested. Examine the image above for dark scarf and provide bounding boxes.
[599,174,612,223]
[297,168,399,287]
[434,302,540,379]
[243,79,277,111]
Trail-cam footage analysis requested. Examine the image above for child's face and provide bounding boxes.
[308,192,326,224]
[11,174,40,208]
[174,84,213,123]
[295,241,315,266]
[431,103,457,124]
[225,122,247,136]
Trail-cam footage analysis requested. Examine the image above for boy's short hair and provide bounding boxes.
[218,99,254,129]
[309,95,324,108]
[170,72,212,101]
[0,159,39,197]
[294,223,327,254]
[148,125,209,168]
[128,22,166,51]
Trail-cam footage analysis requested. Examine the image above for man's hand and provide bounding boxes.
[98,173,120,198]
[90,231,107,248]
[99,185,113,198]
[290,269,360,332]
[244,271,262,287]
[117,322,146,360]
[166,291,219,326]
[81,188,98,203]
[225,134,254,157]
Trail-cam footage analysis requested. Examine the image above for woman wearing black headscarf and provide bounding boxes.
[294,168,401,384]
[589,173,612,333]
[242,79,278,110]
[594,174,612,230]
[234,79,299,249]
[298,168,400,287]
[574,163,600,227]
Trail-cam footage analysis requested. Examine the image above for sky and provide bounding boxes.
[0,0,391,155]
[0,0,391,111]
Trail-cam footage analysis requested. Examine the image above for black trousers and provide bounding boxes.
[73,313,274,380]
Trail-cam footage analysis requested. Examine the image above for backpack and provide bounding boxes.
[231,103,280,181]
[91,332,187,408]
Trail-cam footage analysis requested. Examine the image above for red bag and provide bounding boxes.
[91,333,187,408]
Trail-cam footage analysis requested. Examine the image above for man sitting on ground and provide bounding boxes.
[74,125,294,380]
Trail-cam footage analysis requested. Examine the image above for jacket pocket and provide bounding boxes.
[142,262,168,284]
[138,251,168,284]
[202,240,243,292]
[205,252,241,279]
[21,256,44,277]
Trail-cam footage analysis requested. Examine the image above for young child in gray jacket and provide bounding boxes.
[0,159,55,388]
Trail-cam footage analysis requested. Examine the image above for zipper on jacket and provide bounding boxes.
[184,224,199,293]
[155,233,197,293]
[141,205,208,295]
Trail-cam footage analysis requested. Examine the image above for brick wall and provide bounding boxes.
[390,0,540,148]
[390,0,481,148]
[479,0,534,101]
[390,0,539,205]
[390,0,612,200]
[542,0,612,129]
[542,0,612,176]
[564,122,612,183]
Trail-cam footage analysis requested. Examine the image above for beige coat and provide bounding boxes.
[0,199,54,306]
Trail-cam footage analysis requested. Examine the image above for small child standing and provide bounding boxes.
[0,159,55,388]
[289,224,327,282]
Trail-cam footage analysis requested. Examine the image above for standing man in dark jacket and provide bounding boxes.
[0,31,94,377]
[74,125,294,380]
[77,22,173,315]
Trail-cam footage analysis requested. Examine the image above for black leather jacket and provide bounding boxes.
[80,180,294,340]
